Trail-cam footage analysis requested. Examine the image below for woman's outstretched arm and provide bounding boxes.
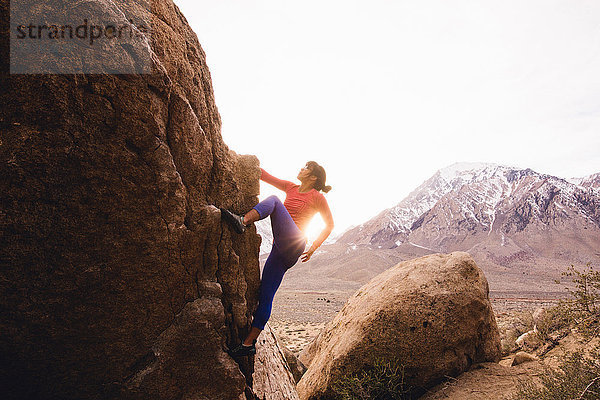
[260,168,294,192]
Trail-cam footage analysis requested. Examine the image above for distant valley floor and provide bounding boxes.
[269,283,563,355]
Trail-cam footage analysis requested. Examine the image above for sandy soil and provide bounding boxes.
[268,289,347,354]
[268,286,561,356]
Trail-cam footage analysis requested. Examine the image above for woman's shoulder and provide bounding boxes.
[312,190,328,203]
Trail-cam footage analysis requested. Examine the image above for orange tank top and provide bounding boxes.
[259,168,332,234]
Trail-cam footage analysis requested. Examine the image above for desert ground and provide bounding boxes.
[268,284,564,355]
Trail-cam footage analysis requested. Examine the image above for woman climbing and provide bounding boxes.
[220,161,334,357]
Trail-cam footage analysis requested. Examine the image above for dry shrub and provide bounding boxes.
[512,347,600,400]
[331,357,414,400]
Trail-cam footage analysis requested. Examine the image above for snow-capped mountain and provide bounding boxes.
[578,172,600,191]
[338,162,600,251]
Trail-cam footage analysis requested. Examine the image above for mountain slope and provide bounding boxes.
[339,163,599,250]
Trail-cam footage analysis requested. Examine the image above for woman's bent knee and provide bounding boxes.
[266,195,282,204]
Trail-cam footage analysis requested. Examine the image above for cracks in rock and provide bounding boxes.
[121,298,229,392]
[123,139,152,171]
[214,219,241,355]
[215,220,226,320]
[164,92,193,232]
[203,115,228,205]
[124,135,179,320]
[152,9,175,36]
[156,84,203,318]
[164,92,174,155]
[143,13,213,230]
[158,208,178,321]
[152,142,162,153]
[120,14,252,396]
[179,245,200,299]
[123,349,159,389]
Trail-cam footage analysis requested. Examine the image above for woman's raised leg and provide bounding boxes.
[230,196,306,357]
[251,195,305,249]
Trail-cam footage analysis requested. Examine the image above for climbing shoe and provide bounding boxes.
[219,208,246,234]
[228,340,256,357]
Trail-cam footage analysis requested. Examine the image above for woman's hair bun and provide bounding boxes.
[306,161,332,193]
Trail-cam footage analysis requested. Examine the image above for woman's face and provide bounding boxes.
[297,163,315,182]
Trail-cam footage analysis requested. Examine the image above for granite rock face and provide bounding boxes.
[0,0,263,399]
[297,252,502,400]
[252,323,300,400]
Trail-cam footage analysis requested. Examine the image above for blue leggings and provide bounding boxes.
[251,195,307,330]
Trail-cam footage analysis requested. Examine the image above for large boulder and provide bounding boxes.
[297,252,502,399]
[0,0,264,399]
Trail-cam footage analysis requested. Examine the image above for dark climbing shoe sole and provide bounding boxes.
[228,343,256,357]
[219,208,246,234]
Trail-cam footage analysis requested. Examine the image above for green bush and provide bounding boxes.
[561,263,600,315]
[554,262,600,337]
[512,347,600,400]
[331,357,413,400]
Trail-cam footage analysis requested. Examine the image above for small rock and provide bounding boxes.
[511,351,538,366]
[515,330,540,350]
[282,345,307,383]
[532,307,546,324]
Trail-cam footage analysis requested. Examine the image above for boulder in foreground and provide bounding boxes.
[297,252,502,399]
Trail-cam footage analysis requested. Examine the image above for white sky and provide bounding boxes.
[174,0,600,240]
